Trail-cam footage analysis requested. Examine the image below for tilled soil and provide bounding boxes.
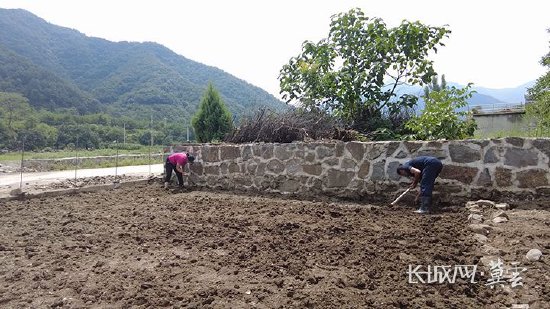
[0,184,547,308]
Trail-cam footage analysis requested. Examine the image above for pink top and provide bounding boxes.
[168,153,188,166]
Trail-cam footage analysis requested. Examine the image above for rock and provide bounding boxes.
[525,249,542,261]
[475,200,497,208]
[492,217,508,224]
[468,224,492,235]
[467,214,484,224]
[492,210,509,219]
[495,203,509,210]
[472,233,488,244]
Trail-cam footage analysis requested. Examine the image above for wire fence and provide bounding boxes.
[1,138,165,194]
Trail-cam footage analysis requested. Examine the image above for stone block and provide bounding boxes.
[371,161,386,181]
[468,224,492,235]
[286,159,302,175]
[278,179,301,193]
[449,144,481,163]
[345,142,365,162]
[203,146,220,162]
[404,141,422,154]
[366,144,385,160]
[516,169,549,188]
[505,137,524,147]
[189,162,204,175]
[267,159,285,174]
[439,165,478,183]
[256,163,266,176]
[302,164,323,176]
[316,145,335,160]
[242,145,253,160]
[532,139,550,158]
[274,146,293,160]
[254,144,273,160]
[395,150,408,159]
[204,165,220,176]
[220,145,241,160]
[357,162,370,179]
[483,147,499,164]
[504,148,538,167]
[228,162,240,173]
[341,158,356,169]
[326,169,355,188]
[387,161,401,181]
[495,167,512,187]
[417,149,447,159]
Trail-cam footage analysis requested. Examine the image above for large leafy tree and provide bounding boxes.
[279,8,450,136]
[406,84,477,140]
[526,29,550,135]
[192,83,233,143]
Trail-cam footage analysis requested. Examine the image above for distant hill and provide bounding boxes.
[394,80,534,112]
[0,8,285,120]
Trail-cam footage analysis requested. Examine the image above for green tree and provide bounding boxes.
[526,29,550,135]
[406,84,477,140]
[0,92,32,130]
[423,74,447,97]
[192,83,233,143]
[279,8,450,137]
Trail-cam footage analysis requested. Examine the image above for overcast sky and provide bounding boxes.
[1,0,548,98]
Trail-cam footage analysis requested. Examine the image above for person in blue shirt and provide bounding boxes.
[396,156,443,214]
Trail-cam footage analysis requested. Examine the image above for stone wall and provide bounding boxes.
[171,138,550,203]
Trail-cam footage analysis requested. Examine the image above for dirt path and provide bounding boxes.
[0,184,547,308]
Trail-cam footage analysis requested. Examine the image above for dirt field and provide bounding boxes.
[0,184,548,308]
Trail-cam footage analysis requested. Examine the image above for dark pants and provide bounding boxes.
[420,158,443,197]
[165,159,184,186]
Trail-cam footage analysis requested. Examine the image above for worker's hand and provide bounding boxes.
[409,182,417,189]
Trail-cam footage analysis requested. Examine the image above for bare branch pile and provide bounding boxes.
[224,108,362,143]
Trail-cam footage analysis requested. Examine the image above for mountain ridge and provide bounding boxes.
[0,8,285,119]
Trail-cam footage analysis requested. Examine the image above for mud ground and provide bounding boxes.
[0,184,548,308]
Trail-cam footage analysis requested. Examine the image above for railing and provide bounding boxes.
[471,103,525,114]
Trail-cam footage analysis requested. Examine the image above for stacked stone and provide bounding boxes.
[172,137,550,202]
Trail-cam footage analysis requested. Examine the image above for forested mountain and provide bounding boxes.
[0,8,285,119]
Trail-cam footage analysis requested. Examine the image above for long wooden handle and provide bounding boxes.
[390,188,411,205]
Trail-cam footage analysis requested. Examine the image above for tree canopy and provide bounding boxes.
[406,85,477,140]
[279,8,450,138]
[526,29,550,135]
[192,83,233,143]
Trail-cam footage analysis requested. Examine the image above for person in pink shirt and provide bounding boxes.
[164,152,195,189]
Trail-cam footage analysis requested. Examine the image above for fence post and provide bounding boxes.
[74,136,79,182]
[19,138,24,190]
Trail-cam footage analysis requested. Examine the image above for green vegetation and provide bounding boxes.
[406,85,477,140]
[525,29,550,136]
[192,83,233,142]
[279,8,450,140]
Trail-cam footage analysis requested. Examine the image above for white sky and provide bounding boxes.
[0,0,548,98]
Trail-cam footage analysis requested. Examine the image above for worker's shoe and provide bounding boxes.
[414,196,431,214]
[164,182,169,189]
